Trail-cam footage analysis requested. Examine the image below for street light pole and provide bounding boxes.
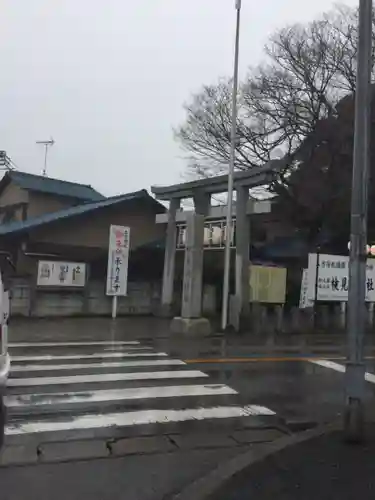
[221,0,241,331]
[345,0,373,442]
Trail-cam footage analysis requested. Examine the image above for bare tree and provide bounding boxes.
[175,4,362,184]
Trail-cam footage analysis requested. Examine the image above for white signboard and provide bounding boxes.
[299,268,314,309]
[37,261,86,287]
[106,225,130,296]
[307,253,375,302]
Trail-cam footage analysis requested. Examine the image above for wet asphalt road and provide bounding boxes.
[3,318,375,499]
[0,447,245,500]
[7,317,375,429]
[212,425,375,500]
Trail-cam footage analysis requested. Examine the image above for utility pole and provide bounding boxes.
[345,0,373,442]
[36,138,55,176]
[221,0,241,331]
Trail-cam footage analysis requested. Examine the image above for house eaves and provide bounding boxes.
[0,189,164,237]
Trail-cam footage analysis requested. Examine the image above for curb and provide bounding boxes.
[167,420,341,500]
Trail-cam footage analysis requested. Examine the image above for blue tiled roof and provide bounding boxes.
[7,171,104,201]
[0,190,163,236]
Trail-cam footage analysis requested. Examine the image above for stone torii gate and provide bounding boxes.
[151,159,285,334]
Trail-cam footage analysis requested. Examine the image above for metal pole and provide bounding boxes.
[43,145,48,177]
[221,0,241,330]
[345,0,373,442]
[36,139,54,177]
[112,295,118,319]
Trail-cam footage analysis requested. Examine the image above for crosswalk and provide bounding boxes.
[5,341,276,441]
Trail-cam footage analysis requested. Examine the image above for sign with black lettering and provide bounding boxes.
[106,225,130,296]
[37,261,86,287]
[307,253,375,301]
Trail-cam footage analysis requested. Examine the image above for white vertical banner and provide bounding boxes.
[306,253,318,301]
[299,269,314,309]
[106,225,130,296]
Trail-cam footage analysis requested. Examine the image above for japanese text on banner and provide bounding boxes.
[106,225,130,296]
[306,253,375,302]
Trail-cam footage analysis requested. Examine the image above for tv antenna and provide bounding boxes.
[36,138,55,176]
[0,151,16,171]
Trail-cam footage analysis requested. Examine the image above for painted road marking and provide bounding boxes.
[11,351,168,362]
[309,359,375,384]
[5,384,237,408]
[184,356,375,364]
[7,370,209,387]
[8,341,140,348]
[5,405,276,435]
[6,342,279,439]
[10,359,186,372]
[309,359,345,372]
[184,356,346,364]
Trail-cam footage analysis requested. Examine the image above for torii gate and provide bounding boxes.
[151,158,286,334]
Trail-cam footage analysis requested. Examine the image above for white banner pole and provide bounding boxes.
[112,295,118,319]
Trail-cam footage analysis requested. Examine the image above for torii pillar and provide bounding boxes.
[171,193,211,335]
[159,198,180,317]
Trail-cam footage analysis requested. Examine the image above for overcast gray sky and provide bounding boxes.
[0,0,358,196]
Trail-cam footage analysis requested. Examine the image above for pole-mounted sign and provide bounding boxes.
[106,225,130,318]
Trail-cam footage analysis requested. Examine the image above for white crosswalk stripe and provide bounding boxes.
[11,359,186,372]
[5,340,276,439]
[6,406,276,436]
[8,370,208,387]
[5,384,238,408]
[8,341,141,348]
[11,351,167,362]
